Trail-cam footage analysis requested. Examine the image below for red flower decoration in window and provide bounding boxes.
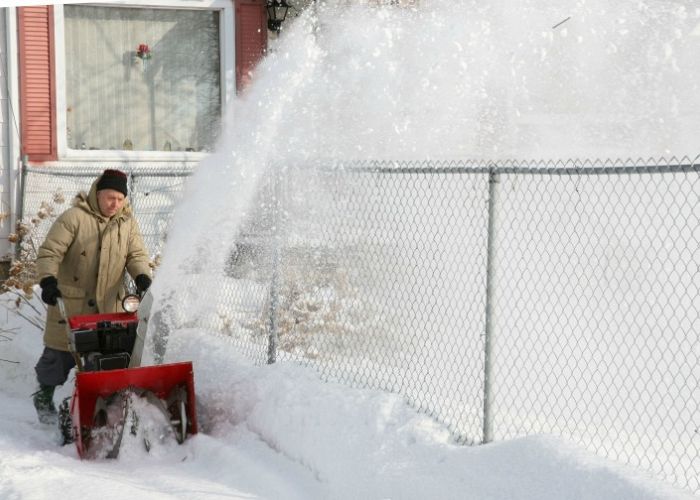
[136,44,152,60]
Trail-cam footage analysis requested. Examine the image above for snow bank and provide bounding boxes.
[0,303,692,498]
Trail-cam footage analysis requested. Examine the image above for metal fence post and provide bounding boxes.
[267,169,281,364]
[268,249,280,364]
[482,167,499,443]
[14,155,29,259]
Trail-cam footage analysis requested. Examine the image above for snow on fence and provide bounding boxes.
[19,158,700,494]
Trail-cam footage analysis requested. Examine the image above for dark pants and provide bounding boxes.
[35,347,76,386]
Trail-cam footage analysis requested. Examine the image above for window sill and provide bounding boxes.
[59,149,210,163]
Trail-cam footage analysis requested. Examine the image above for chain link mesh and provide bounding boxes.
[21,165,192,258]
[262,157,699,494]
[19,158,699,493]
[489,160,699,492]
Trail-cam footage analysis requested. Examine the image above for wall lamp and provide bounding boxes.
[266,0,290,33]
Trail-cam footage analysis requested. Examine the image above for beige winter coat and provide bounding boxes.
[36,178,151,351]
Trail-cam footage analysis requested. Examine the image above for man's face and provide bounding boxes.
[97,189,126,218]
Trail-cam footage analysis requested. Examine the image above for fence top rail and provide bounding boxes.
[493,162,700,176]
[324,156,700,176]
[23,166,194,178]
[23,156,700,177]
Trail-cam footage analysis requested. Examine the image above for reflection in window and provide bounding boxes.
[64,5,221,152]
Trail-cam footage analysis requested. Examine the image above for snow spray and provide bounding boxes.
[146,0,700,362]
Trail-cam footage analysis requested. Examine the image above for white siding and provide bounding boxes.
[0,8,11,258]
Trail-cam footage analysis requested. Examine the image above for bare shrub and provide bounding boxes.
[0,191,66,333]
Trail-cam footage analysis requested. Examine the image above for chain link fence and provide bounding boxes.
[19,158,700,494]
[19,164,192,259]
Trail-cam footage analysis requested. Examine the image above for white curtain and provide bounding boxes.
[64,5,221,152]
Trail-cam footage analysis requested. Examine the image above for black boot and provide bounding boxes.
[32,384,57,424]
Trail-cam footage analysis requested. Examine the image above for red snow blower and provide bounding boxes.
[56,292,197,459]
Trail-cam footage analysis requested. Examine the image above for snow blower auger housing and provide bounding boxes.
[57,293,197,459]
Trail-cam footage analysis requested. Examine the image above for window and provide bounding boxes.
[63,5,221,153]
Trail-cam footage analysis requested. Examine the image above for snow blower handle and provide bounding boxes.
[56,296,67,321]
[128,288,154,369]
[55,297,85,372]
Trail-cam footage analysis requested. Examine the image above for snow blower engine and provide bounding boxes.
[69,310,138,371]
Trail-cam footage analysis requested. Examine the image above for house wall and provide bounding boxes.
[8,1,267,271]
[0,8,12,263]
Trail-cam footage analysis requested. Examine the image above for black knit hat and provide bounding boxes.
[96,169,128,196]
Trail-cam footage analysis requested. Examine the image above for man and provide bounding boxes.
[32,169,152,423]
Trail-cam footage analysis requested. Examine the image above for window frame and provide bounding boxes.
[53,0,235,161]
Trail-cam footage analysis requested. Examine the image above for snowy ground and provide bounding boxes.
[0,295,694,500]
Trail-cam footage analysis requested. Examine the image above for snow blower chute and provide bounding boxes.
[56,291,197,458]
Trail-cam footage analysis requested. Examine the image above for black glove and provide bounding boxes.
[39,276,62,306]
[134,274,152,294]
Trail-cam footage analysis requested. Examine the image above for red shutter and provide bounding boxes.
[235,0,267,92]
[18,5,57,162]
